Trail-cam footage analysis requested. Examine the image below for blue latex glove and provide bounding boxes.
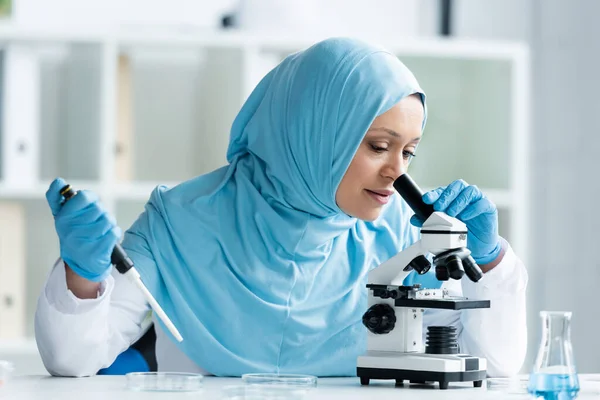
[410,179,502,265]
[45,177,122,282]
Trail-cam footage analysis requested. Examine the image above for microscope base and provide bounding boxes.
[357,352,486,390]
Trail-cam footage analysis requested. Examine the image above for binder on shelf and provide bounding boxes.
[0,45,40,187]
[0,202,26,339]
[115,53,134,182]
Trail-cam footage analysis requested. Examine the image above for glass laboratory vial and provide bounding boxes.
[528,311,579,400]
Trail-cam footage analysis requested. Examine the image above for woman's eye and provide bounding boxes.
[370,144,388,153]
[403,150,416,161]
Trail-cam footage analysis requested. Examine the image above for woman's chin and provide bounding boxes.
[355,208,382,222]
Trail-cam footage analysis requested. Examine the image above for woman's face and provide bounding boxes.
[336,94,424,221]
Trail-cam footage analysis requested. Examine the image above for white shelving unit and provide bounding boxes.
[0,25,530,369]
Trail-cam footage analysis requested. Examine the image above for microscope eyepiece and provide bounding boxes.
[393,174,434,222]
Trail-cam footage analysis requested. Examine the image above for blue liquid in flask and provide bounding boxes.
[528,372,580,400]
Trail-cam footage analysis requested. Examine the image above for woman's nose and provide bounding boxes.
[383,158,407,181]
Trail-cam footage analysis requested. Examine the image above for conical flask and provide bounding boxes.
[528,311,579,399]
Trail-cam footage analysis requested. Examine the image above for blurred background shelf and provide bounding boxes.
[0,22,527,55]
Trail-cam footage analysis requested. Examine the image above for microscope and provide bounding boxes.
[356,174,490,390]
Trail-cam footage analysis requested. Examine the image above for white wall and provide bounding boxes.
[453,0,600,373]
[453,0,533,41]
[11,0,232,29]
[235,0,421,38]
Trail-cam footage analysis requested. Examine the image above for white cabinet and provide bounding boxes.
[0,28,530,344]
[0,202,25,339]
[402,47,530,266]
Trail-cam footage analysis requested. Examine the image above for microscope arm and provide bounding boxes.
[368,240,426,286]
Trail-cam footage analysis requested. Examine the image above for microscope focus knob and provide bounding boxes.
[362,304,396,334]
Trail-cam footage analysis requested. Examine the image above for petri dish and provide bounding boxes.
[221,384,309,400]
[241,373,317,388]
[125,372,203,392]
[486,376,528,394]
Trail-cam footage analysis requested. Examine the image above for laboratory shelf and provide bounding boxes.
[0,26,530,344]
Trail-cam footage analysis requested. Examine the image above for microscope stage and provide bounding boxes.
[394,298,490,309]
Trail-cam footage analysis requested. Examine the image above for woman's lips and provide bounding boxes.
[365,189,391,205]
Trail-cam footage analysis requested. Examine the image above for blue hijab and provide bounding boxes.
[123,38,430,376]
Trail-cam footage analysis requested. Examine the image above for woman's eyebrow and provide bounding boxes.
[368,127,421,142]
[369,127,400,137]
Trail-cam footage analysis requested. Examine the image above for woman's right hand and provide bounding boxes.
[45,177,122,282]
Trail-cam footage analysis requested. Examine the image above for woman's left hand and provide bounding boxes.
[410,179,502,265]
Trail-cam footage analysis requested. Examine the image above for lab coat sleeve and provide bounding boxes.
[422,238,528,377]
[34,258,150,377]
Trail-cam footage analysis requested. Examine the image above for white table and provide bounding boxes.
[3,375,600,399]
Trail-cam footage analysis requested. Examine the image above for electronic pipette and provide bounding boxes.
[60,184,183,342]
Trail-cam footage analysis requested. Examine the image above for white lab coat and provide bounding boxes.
[34,239,527,378]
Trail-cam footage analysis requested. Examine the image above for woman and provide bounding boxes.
[35,37,527,378]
